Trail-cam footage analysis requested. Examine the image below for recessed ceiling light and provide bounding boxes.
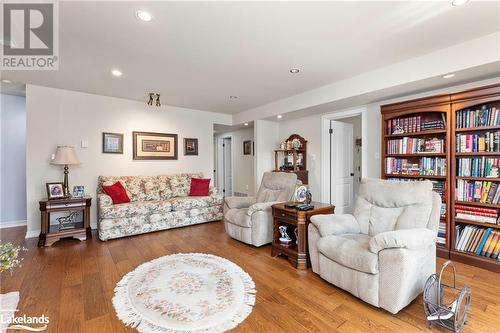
[1,79,12,84]
[277,115,283,119]
[244,123,249,126]
[111,69,123,77]
[443,73,455,79]
[229,95,238,99]
[452,0,469,6]
[289,68,300,74]
[136,10,153,22]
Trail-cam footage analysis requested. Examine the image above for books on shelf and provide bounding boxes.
[437,221,446,245]
[385,157,446,176]
[387,115,446,135]
[455,131,500,153]
[457,157,499,178]
[456,105,500,129]
[455,225,500,260]
[387,137,444,154]
[456,180,500,204]
[455,204,499,224]
[421,119,446,130]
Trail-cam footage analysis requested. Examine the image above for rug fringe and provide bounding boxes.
[112,252,257,333]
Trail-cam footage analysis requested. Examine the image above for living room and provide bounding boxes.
[1,1,499,332]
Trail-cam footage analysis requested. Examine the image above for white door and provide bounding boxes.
[222,137,233,196]
[330,120,354,213]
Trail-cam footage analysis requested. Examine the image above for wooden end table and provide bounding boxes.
[271,202,334,269]
[38,196,92,247]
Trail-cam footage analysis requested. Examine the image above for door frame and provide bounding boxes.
[216,135,234,196]
[320,107,368,204]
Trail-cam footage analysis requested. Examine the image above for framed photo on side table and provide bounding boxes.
[184,138,198,156]
[102,132,123,154]
[133,131,178,160]
[46,182,65,200]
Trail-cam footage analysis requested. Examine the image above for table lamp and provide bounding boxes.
[51,146,80,197]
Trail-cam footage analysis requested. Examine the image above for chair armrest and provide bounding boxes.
[224,196,256,209]
[369,228,436,254]
[247,201,282,216]
[310,214,360,237]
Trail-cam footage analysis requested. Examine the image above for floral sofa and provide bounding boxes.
[97,173,223,240]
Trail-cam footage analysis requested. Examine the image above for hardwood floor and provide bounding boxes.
[1,221,499,333]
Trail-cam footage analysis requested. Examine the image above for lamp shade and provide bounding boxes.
[51,146,80,165]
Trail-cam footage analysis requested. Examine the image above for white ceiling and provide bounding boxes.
[3,1,500,114]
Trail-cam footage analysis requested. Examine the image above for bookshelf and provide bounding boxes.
[450,85,500,273]
[381,84,500,272]
[381,96,451,258]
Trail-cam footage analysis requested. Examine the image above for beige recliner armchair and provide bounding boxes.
[308,178,441,314]
[224,172,298,247]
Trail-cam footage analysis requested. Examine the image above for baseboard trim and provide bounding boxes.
[0,220,27,229]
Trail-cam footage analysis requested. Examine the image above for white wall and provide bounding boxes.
[0,94,27,226]
[215,127,255,196]
[339,115,362,195]
[25,85,231,237]
[254,119,279,191]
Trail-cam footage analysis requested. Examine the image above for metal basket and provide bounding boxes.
[423,260,471,333]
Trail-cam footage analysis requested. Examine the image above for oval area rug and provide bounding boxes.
[112,253,256,333]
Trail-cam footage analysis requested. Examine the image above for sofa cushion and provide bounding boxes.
[169,195,223,211]
[99,176,160,202]
[157,175,174,200]
[317,233,378,274]
[102,181,130,204]
[169,173,203,197]
[99,200,172,218]
[224,208,251,228]
[189,178,211,196]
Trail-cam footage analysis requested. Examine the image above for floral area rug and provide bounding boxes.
[112,253,256,333]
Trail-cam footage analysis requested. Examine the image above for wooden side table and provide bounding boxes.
[38,196,92,247]
[271,202,334,269]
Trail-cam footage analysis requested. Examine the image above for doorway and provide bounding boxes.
[321,108,367,214]
[216,136,233,197]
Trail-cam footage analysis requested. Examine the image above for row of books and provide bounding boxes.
[455,131,500,153]
[455,204,498,224]
[386,137,444,154]
[437,221,446,245]
[455,225,500,260]
[385,157,446,176]
[456,105,499,129]
[456,157,499,178]
[386,115,446,135]
[387,179,446,198]
[456,180,500,204]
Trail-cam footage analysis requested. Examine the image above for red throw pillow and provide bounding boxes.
[189,178,210,196]
[102,181,130,204]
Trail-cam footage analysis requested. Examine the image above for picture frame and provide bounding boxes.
[133,131,178,160]
[72,185,85,198]
[243,140,252,155]
[102,132,123,154]
[184,138,198,156]
[46,182,65,200]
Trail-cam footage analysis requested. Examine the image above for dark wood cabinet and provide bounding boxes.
[38,196,92,247]
[271,202,334,269]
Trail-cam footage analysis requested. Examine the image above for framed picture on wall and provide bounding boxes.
[184,138,198,156]
[133,131,178,160]
[243,140,252,155]
[102,132,123,154]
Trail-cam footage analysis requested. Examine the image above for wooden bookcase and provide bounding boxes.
[381,84,500,272]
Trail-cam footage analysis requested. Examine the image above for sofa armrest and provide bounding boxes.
[369,228,436,254]
[97,193,113,208]
[224,196,256,209]
[309,214,360,237]
[209,186,218,195]
[247,201,282,216]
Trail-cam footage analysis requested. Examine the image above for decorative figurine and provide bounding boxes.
[305,190,312,205]
[279,225,292,244]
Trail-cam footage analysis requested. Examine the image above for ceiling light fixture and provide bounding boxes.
[289,68,300,74]
[244,123,249,126]
[443,73,455,79]
[277,115,283,119]
[229,95,238,99]
[1,79,12,84]
[111,69,123,77]
[136,10,153,22]
[451,0,469,6]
